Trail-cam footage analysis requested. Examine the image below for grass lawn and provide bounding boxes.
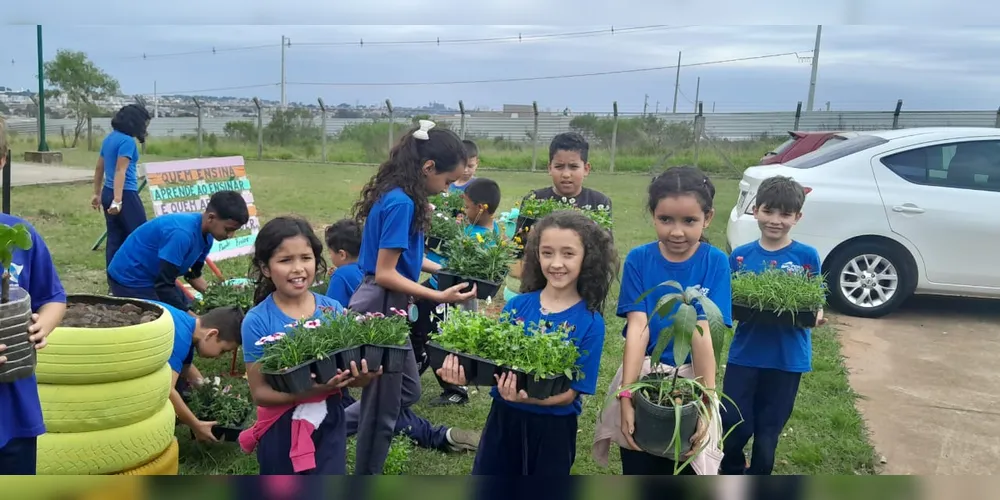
[6,159,877,475]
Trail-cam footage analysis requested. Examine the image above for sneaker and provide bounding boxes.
[445,427,480,452]
[429,391,468,407]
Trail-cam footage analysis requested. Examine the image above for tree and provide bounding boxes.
[44,50,120,147]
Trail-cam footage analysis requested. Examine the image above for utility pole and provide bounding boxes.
[806,25,822,112]
[655,101,660,114]
[693,77,701,113]
[153,80,159,118]
[280,35,289,109]
[672,51,681,113]
[643,94,648,116]
[36,25,48,152]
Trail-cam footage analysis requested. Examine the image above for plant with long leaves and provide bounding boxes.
[0,223,32,304]
[731,259,826,315]
[352,308,410,346]
[193,281,255,314]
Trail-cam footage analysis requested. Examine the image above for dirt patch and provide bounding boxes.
[62,302,162,328]
[838,296,1000,475]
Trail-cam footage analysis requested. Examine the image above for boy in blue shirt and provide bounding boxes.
[721,175,826,475]
[0,121,69,475]
[448,140,479,193]
[160,303,244,443]
[107,190,249,311]
[324,219,364,306]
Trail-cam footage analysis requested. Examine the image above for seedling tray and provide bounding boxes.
[426,342,499,387]
[732,303,818,329]
[503,368,573,400]
[435,271,502,300]
[263,361,314,394]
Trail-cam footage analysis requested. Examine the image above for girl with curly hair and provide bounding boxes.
[437,210,619,475]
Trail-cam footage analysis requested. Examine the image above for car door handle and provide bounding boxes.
[892,205,925,214]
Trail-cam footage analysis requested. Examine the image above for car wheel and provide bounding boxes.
[825,241,915,318]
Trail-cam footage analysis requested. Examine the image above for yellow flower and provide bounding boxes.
[476,233,485,243]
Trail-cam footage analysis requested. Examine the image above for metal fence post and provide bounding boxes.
[694,102,705,167]
[459,100,466,139]
[192,98,203,157]
[252,97,263,160]
[29,95,40,143]
[794,101,802,130]
[995,106,1000,128]
[87,115,94,151]
[386,99,394,153]
[531,101,539,172]
[318,98,327,162]
[2,150,11,214]
[609,101,619,173]
[892,99,903,130]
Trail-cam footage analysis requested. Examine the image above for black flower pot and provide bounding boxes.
[732,303,818,329]
[0,286,34,384]
[436,271,502,300]
[362,344,385,371]
[335,345,364,372]
[263,361,315,394]
[311,352,340,385]
[425,236,444,252]
[504,368,573,400]
[425,342,499,387]
[192,409,252,442]
[632,374,701,460]
[380,345,409,374]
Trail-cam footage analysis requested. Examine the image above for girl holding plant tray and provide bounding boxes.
[239,217,380,475]
[437,211,618,475]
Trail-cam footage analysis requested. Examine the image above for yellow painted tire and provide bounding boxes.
[115,437,179,475]
[36,295,173,385]
[0,478,129,500]
[39,363,172,433]
[37,399,176,475]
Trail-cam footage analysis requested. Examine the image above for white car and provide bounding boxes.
[727,127,1000,318]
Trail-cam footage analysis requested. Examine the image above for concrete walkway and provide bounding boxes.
[2,162,92,187]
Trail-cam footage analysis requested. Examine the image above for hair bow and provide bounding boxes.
[412,120,436,140]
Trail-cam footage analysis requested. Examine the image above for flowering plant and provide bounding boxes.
[429,192,465,215]
[441,230,517,283]
[731,258,826,313]
[185,375,254,428]
[193,281,254,314]
[352,308,410,346]
[427,211,464,246]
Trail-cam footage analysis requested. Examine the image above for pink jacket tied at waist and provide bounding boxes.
[239,392,334,473]
[592,359,726,475]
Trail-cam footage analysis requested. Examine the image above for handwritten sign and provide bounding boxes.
[144,156,259,261]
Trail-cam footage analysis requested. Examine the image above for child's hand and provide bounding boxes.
[815,309,827,328]
[682,416,709,459]
[27,313,54,350]
[315,369,354,390]
[620,399,642,451]
[346,359,382,388]
[435,354,467,386]
[192,420,220,443]
[0,344,6,366]
[494,371,529,403]
[438,283,477,304]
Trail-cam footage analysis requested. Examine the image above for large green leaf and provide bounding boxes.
[634,279,684,305]
[652,292,683,319]
[697,296,731,366]
[10,224,32,251]
[670,303,697,367]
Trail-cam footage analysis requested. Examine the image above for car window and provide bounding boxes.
[784,135,889,169]
[817,136,847,150]
[767,136,798,156]
[880,140,1000,192]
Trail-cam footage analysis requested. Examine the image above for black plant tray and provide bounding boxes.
[425,342,499,387]
[435,271,502,300]
[335,346,364,372]
[425,236,444,251]
[192,411,251,442]
[263,361,314,394]
[503,368,573,400]
[311,352,340,385]
[370,344,408,374]
[732,303,818,329]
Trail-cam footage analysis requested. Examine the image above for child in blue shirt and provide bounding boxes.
[607,166,733,475]
[324,219,364,306]
[158,303,244,444]
[345,120,479,475]
[438,211,619,475]
[241,216,379,475]
[0,134,69,475]
[721,175,825,476]
[107,190,249,311]
[448,139,479,193]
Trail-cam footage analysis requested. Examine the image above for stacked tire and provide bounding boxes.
[34,295,179,475]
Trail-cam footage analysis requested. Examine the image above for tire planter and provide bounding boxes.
[732,303,819,329]
[436,271,502,300]
[114,437,179,475]
[503,368,573,400]
[36,295,172,385]
[632,374,701,460]
[0,286,34,384]
[263,362,314,394]
[425,342,498,387]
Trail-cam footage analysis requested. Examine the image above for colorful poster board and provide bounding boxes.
[144,156,260,261]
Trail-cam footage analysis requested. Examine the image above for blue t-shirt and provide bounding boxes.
[100,130,140,192]
[357,188,424,283]
[428,221,500,290]
[491,291,605,417]
[728,240,821,373]
[449,178,474,193]
[242,293,345,363]
[155,302,198,373]
[617,242,733,366]
[0,214,67,449]
[108,213,214,288]
[325,262,364,307]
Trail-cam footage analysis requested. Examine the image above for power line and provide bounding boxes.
[287,50,812,87]
[124,44,275,61]
[149,83,280,96]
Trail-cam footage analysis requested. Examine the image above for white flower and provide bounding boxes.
[435,303,447,314]
[569,198,576,204]
[304,319,321,329]
[561,197,568,202]
[429,203,437,210]
[597,204,605,210]
[486,296,492,305]
[213,376,221,386]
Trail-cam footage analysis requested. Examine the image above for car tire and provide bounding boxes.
[825,241,915,318]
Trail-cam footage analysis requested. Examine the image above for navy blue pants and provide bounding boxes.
[108,275,191,309]
[257,394,347,475]
[720,364,802,475]
[472,399,578,476]
[620,447,697,475]
[102,187,147,269]
[0,437,37,475]
[344,392,449,451]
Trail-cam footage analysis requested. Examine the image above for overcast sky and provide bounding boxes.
[3,2,998,114]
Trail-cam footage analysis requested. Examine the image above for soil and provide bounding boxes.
[61,302,162,328]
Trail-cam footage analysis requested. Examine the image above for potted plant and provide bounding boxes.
[184,375,255,442]
[437,231,516,300]
[192,280,254,314]
[426,308,508,387]
[578,203,613,231]
[354,308,411,374]
[496,319,583,399]
[731,259,826,328]
[622,280,739,473]
[0,223,35,384]
[429,192,465,218]
[257,331,318,394]
[425,211,463,253]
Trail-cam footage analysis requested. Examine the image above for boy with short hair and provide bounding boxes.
[449,140,479,193]
[107,190,249,311]
[521,132,612,211]
[161,303,244,443]
[0,117,69,475]
[324,219,364,306]
[721,175,825,476]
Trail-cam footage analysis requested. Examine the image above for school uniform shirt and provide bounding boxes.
[617,241,733,366]
[0,214,67,450]
[427,222,501,290]
[491,291,605,416]
[242,293,345,364]
[100,130,140,192]
[448,177,475,193]
[728,240,821,373]
[357,187,424,283]
[522,186,613,214]
[325,262,364,306]
[108,212,214,289]
[155,301,198,374]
